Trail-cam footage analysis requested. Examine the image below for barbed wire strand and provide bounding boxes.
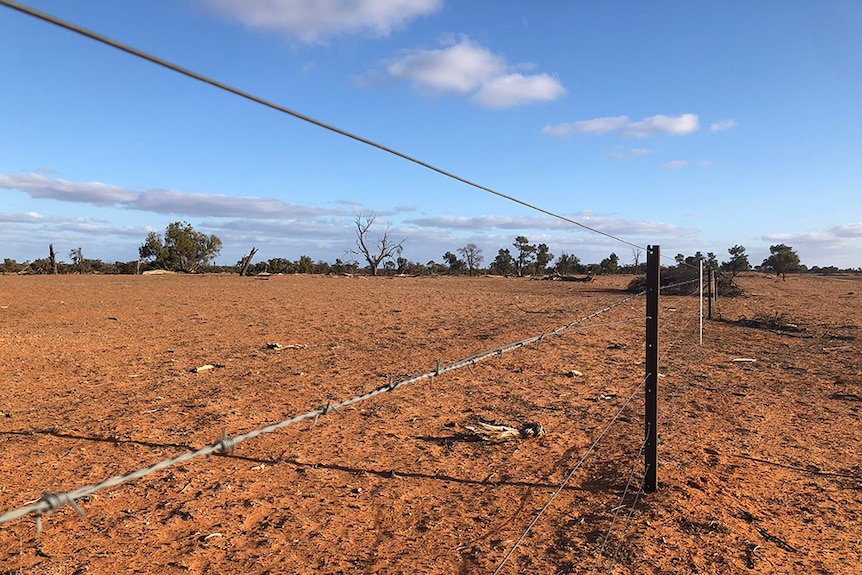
[591,302,704,573]
[0,291,644,529]
[589,423,651,575]
[492,291,699,573]
[658,277,701,293]
[491,374,648,575]
[660,298,702,363]
[604,465,650,575]
[0,0,645,252]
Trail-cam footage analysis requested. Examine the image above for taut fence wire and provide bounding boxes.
[590,424,651,575]
[0,0,643,251]
[492,374,649,575]
[495,292,704,572]
[0,290,645,531]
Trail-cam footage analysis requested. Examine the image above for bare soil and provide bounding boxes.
[0,273,859,574]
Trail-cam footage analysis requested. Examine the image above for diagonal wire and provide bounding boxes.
[604,465,649,575]
[0,291,643,528]
[659,297,701,362]
[589,423,650,575]
[492,375,648,575]
[0,0,644,252]
[492,299,696,574]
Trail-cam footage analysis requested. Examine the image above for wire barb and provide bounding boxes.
[0,291,645,530]
[214,433,236,456]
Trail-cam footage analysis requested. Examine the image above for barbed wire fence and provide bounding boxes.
[0,290,649,531]
[0,2,718,571]
[2,286,706,574]
[586,291,703,575]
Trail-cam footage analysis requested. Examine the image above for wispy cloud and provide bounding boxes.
[1,172,346,219]
[544,115,628,136]
[761,232,844,246]
[133,190,337,218]
[608,147,653,159]
[0,177,701,267]
[710,119,738,132]
[405,212,697,239]
[543,114,699,138]
[204,0,442,43]
[0,173,138,205]
[383,36,566,108]
[830,223,862,238]
[664,160,690,169]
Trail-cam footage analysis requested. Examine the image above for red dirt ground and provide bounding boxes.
[1,273,859,574]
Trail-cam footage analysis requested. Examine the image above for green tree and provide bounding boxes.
[443,251,466,274]
[513,236,536,276]
[599,252,619,274]
[490,248,516,276]
[553,252,581,275]
[763,244,801,280]
[139,221,222,273]
[721,245,751,278]
[685,251,704,267]
[706,252,719,270]
[535,243,553,275]
[297,255,315,274]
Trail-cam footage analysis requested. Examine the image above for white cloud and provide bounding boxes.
[1,172,346,219]
[0,211,45,223]
[608,147,653,159]
[543,114,699,138]
[542,116,629,136]
[625,114,699,138]
[132,189,339,218]
[664,160,689,169]
[758,232,852,266]
[384,37,566,108]
[405,212,697,239]
[830,223,862,238]
[204,0,442,42]
[0,173,138,205]
[710,119,738,132]
[472,73,566,108]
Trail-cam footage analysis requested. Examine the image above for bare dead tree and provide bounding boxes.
[49,244,58,275]
[457,243,484,276]
[69,247,84,274]
[349,214,405,276]
[239,247,258,276]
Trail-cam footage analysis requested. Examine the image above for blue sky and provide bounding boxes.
[1,0,860,269]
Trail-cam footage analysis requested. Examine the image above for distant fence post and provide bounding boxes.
[699,259,704,345]
[707,267,713,320]
[645,245,659,492]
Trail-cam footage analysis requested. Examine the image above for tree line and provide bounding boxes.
[1,219,859,277]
